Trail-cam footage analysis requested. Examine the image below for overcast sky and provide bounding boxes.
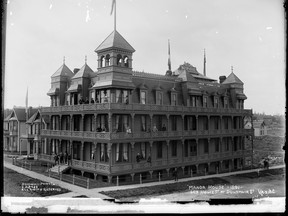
[4,0,285,115]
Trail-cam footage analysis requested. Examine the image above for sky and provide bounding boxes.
[4,0,286,115]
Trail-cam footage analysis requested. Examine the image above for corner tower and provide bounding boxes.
[93,30,135,89]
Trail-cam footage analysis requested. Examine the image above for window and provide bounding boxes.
[171,141,177,157]
[114,115,129,132]
[204,140,209,154]
[124,56,129,67]
[117,54,122,66]
[191,96,196,107]
[190,141,197,156]
[141,115,146,131]
[140,91,146,104]
[224,98,228,108]
[116,143,129,162]
[157,92,163,105]
[214,97,218,108]
[171,93,177,106]
[171,116,177,131]
[157,141,162,158]
[224,139,229,151]
[100,56,105,67]
[140,142,146,159]
[100,143,109,162]
[224,118,228,129]
[203,97,207,108]
[184,141,188,157]
[215,140,219,152]
[105,54,111,66]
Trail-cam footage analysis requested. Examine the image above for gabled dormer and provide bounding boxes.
[222,71,247,109]
[48,62,74,106]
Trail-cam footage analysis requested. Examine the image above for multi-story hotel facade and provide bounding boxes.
[39,30,253,183]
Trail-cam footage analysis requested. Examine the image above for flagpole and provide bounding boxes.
[114,0,116,31]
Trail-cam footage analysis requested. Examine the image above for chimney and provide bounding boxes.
[219,76,226,84]
[73,68,80,74]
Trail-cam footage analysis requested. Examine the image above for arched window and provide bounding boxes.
[117,54,122,66]
[124,56,129,67]
[105,54,111,66]
[100,56,105,67]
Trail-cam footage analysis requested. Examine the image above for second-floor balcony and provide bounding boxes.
[41,103,253,115]
[41,128,254,141]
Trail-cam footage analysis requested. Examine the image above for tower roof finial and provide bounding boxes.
[63,56,65,64]
[203,49,206,76]
[85,55,87,64]
[231,65,234,73]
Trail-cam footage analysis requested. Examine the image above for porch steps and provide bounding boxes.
[49,164,70,174]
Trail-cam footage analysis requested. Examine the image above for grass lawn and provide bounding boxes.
[100,177,230,200]
[4,167,70,197]
[100,168,285,200]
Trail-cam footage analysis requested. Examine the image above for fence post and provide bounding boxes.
[48,169,51,177]
[140,174,142,184]
[87,178,89,189]
[30,162,32,171]
[190,169,193,177]
[116,176,119,186]
[73,174,75,185]
[159,172,161,182]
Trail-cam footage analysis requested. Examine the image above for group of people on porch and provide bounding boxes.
[53,151,72,165]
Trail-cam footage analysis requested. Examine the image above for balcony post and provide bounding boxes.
[94,114,97,132]
[207,138,210,155]
[219,115,222,131]
[108,113,112,132]
[166,114,170,132]
[149,141,153,164]
[231,136,234,155]
[195,115,198,133]
[94,142,97,163]
[181,139,185,163]
[80,141,84,161]
[50,115,53,130]
[131,113,135,133]
[166,140,170,163]
[108,143,112,173]
[59,115,62,130]
[181,114,185,135]
[59,139,62,154]
[219,138,222,153]
[207,115,210,131]
[70,114,73,131]
[149,114,153,132]
[196,139,199,157]
[131,142,135,169]
[81,114,84,131]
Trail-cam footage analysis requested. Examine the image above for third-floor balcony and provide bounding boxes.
[41,128,254,141]
[41,103,253,115]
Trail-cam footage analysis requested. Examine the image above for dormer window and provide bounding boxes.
[171,93,177,106]
[100,56,105,67]
[191,96,196,107]
[214,97,219,108]
[105,54,111,66]
[203,96,207,108]
[124,56,129,67]
[117,54,122,66]
[224,97,228,108]
[156,91,163,105]
[140,90,147,104]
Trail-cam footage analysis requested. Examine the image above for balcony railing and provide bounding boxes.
[41,103,253,115]
[41,128,254,141]
[71,159,110,174]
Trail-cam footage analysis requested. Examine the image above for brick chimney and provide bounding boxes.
[73,68,80,74]
[219,76,226,84]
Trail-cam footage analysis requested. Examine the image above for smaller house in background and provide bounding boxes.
[253,120,267,137]
[263,116,273,127]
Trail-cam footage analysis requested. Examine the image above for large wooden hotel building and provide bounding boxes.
[39,29,253,183]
